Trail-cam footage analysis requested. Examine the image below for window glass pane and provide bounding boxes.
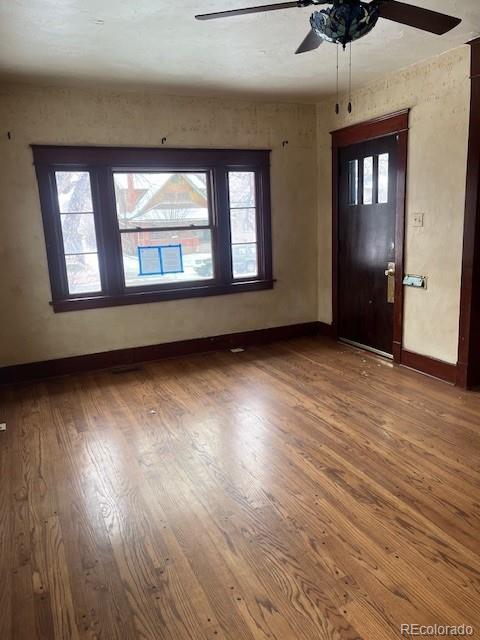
[55,171,93,213]
[232,243,258,278]
[228,172,256,208]
[378,153,389,204]
[230,208,257,244]
[363,157,373,205]
[348,160,358,205]
[65,254,101,294]
[61,214,97,254]
[113,172,209,229]
[121,229,213,287]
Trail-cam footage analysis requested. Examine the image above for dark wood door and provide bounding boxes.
[338,135,398,355]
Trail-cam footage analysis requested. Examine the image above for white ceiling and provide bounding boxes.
[1,1,480,101]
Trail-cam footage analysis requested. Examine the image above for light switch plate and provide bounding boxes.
[0,423,6,432]
[412,212,424,228]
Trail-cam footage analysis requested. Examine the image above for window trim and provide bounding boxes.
[32,146,273,312]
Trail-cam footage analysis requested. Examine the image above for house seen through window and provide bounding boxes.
[113,172,213,288]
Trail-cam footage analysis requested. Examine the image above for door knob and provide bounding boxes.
[385,262,395,304]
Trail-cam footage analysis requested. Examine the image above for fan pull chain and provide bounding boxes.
[348,42,352,114]
[335,43,340,115]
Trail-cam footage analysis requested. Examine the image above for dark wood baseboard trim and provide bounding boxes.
[0,322,331,385]
[317,322,334,338]
[400,350,457,385]
[7,322,461,388]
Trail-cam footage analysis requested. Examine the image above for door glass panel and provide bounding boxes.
[363,157,373,205]
[348,160,359,205]
[378,153,389,204]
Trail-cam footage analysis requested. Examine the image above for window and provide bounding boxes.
[113,172,214,288]
[348,160,359,206]
[55,171,102,294]
[228,171,258,277]
[377,153,389,204]
[33,147,273,312]
[363,156,374,205]
[350,153,390,208]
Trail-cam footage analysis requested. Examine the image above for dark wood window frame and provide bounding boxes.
[32,146,273,312]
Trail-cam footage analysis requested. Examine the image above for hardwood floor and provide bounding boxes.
[0,337,479,639]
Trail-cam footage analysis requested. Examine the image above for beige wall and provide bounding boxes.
[0,45,471,368]
[317,46,470,365]
[0,86,318,366]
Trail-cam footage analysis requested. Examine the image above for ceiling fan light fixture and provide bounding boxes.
[195,0,462,54]
[310,0,379,48]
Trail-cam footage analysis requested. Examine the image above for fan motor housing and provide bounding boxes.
[311,0,380,48]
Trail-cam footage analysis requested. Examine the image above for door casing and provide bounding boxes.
[331,110,409,363]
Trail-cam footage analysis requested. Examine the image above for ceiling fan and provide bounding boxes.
[195,0,461,53]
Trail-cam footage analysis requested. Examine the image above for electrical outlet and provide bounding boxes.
[412,212,424,228]
[0,423,6,432]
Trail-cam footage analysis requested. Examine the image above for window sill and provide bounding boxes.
[50,279,275,312]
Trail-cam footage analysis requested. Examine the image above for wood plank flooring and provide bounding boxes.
[0,337,479,639]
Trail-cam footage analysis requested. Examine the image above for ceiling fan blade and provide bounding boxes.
[295,28,323,54]
[377,1,461,35]
[195,2,301,21]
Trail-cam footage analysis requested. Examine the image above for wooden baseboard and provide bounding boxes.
[0,321,332,384]
[0,324,463,389]
[401,349,458,385]
[317,321,334,337]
